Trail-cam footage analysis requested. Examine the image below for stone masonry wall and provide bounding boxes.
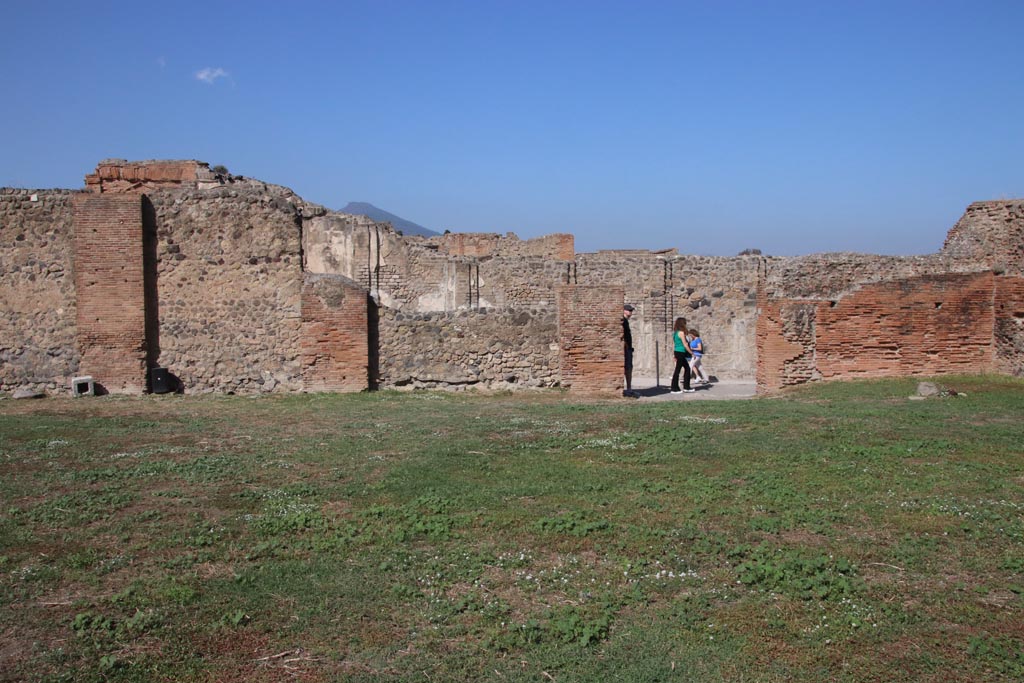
[430,232,574,260]
[0,189,78,393]
[994,275,1024,376]
[377,306,559,390]
[73,193,148,394]
[301,274,370,392]
[557,285,625,393]
[575,252,762,380]
[145,186,306,393]
[941,201,1024,275]
[4,160,1024,397]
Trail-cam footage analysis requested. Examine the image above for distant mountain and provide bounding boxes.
[340,202,439,237]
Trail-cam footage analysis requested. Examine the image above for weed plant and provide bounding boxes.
[1,376,1022,681]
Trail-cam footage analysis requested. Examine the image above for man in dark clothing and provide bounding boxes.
[622,304,635,397]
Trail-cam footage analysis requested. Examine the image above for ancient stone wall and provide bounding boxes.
[145,187,306,393]
[430,231,574,260]
[574,252,762,380]
[377,306,559,390]
[941,201,1024,275]
[756,271,1008,391]
[85,158,220,194]
[72,194,148,394]
[3,159,1023,398]
[994,275,1024,376]
[301,274,371,392]
[0,189,78,393]
[557,285,625,393]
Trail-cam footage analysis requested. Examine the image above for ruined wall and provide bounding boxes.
[305,217,575,312]
[575,252,762,380]
[301,274,370,392]
[757,271,1005,391]
[432,231,574,260]
[994,275,1024,376]
[941,201,1024,275]
[72,194,148,394]
[85,158,219,194]
[377,306,559,390]
[4,159,1024,398]
[557,285,625,393]
[0,189,78,393]
[145,186,306,393]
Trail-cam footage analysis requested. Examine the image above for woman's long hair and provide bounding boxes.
[673,317,688,333]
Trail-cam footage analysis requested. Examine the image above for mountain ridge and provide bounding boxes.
[340,202,439,237]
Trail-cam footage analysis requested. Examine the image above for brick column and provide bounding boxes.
[72,194,147,394]
[557,285,624,393]
[301,274,370,392]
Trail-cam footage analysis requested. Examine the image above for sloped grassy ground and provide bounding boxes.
[1,376,1022,682]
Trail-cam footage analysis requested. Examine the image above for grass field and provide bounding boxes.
[1,376,1022,682]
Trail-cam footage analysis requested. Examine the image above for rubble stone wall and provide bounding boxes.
[145,187,306,394]
[0,189,78,393]
[941,201,1024,275]
[377,306,560,390]
[994,275,1024,376]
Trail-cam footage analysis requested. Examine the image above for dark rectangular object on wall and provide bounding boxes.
[149,367,171,394]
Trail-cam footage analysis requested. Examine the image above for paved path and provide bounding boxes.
[626,378,757,401]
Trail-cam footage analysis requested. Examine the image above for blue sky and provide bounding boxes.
[2,1,1021,256]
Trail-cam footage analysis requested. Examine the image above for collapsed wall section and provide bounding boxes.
[0,190,78,393]
[377,306,559,389]
[145,187,305,393]
[72,194,148,394]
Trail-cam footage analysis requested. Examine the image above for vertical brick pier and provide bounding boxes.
[72,194,148,393]
[557,285,625,393]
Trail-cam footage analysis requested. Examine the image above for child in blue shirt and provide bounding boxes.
[689,329,710,385]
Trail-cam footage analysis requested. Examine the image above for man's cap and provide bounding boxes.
[623,304,635,311]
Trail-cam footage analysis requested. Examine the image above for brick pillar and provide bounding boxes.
[557,285,625,393]
[72,194,147,394]
[301,274,370,392]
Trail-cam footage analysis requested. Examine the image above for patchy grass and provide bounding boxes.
[1,376,1022,682]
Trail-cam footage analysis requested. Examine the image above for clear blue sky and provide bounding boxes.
[2,1,1021,256]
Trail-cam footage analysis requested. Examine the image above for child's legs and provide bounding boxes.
[691,357,707,381]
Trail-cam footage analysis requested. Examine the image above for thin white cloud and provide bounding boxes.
[157,56,166,69]
[195,67,228,84]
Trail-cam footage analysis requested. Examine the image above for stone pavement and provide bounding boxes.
[625,377,757,401]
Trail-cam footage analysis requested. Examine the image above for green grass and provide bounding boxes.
[1,376,1022,682]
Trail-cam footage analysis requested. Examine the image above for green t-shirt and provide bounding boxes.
[673,330,690,354]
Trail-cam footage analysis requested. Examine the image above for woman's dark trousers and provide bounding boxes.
[671,351,691,391]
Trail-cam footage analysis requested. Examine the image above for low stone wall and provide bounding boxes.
[377,306,560,390]
[0,189,78,394]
